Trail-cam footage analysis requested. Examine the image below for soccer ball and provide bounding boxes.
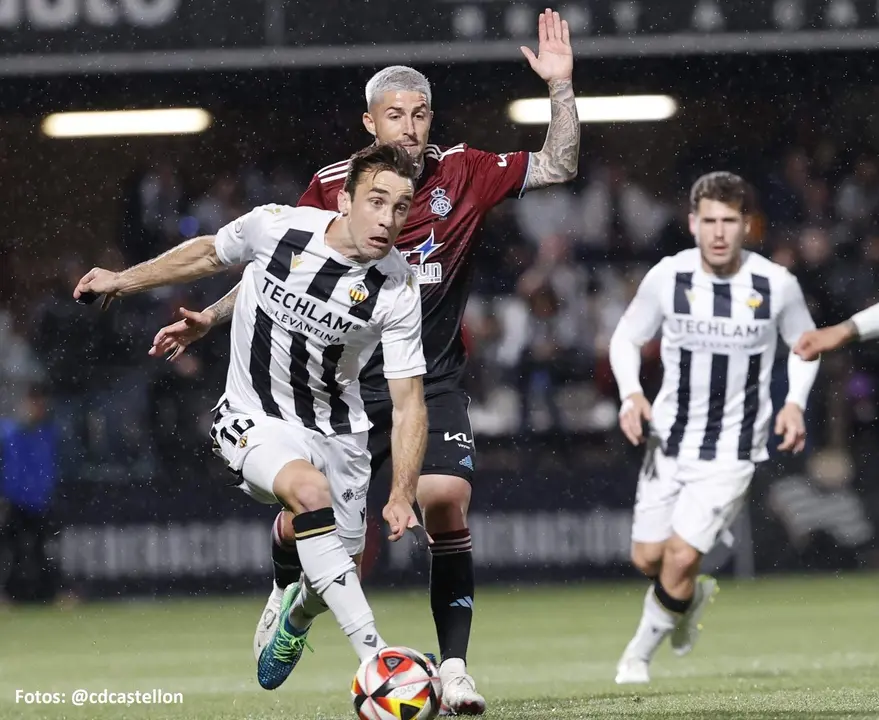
[351,646,442,720]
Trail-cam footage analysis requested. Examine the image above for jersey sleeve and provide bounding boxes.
[214,207,272,266]
[778,272,817,347]
[464,147,531,211]
[380,272,427,380]
[850,303,879,341]
[297,174,335,210]
[617,261,668,345]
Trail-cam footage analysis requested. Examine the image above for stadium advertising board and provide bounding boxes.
[1,0,878,75]
[50,442,753,600]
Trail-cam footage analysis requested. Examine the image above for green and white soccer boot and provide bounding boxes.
[256,582,313,690]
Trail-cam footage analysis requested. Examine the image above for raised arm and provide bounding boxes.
[74,235,224,303]
[521,9,580,190]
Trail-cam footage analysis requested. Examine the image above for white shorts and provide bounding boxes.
[211,407,371,556]
[631,440,755,554]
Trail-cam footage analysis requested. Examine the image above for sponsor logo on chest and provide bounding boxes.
[401,229,444,285]
[260,275,365,343]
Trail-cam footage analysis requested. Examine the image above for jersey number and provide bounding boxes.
[220,418,255,447]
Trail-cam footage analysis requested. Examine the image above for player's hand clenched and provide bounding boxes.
[775,402,806,454]
[793,324,855,362]
[73,267,122,309]
[382,497,429,544]
[149,307,217,361]
[619,392,653,446]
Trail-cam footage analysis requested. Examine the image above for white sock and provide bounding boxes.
[294,508,386,662]
[270,581,285,606]
[288,575,328,631]
[624,584,679,662]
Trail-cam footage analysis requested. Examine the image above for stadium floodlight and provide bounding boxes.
[508,95,678,124]
[42,108,213,138]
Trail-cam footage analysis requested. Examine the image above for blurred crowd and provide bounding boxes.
[3,136,879,511]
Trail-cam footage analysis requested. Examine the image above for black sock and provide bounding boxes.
[653,577,693,614]
[271,512,302,589]
[430,530,475,664]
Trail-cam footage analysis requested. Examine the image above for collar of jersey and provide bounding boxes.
[321,212,380,270]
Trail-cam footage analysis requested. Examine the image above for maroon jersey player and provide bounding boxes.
[300,143,532,402]
[149,9,579,714]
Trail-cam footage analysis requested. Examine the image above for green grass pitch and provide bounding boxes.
[1,573,877,719]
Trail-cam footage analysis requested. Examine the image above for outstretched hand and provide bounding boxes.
[520,8,574,84]
[149,307,217,361]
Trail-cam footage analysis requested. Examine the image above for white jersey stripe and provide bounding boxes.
[319,169,350,184]
[317,159,351,177]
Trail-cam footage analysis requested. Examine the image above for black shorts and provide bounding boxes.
[366,389,475,485]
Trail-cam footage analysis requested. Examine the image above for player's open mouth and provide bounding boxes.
[369,236,389,245]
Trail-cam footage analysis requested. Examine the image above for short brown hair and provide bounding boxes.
[689,171,754,214]
[343,143,418,196]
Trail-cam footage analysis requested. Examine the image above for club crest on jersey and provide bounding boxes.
[430,187,453,217]
[746,291,763,310]
[290,254,304,270]
[349,282,369,305]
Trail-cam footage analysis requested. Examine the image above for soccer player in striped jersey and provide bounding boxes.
[148,9,579,713]
[608,172,820,684]
[794,304,879,359]
[74,144,429,689]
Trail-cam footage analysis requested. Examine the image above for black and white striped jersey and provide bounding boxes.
[213,204,426,435]
[611,248,816,462]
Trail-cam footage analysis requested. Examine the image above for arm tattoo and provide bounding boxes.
[205,283,240,325]
[525,79,580,191]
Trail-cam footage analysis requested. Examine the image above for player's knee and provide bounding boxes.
[272,461,331,514]
[272,510,297,546]
[417,474,471,533]
[663,536,701,578]
[631,542,663,576]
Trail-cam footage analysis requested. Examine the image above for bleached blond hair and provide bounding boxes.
[365,66,432,109]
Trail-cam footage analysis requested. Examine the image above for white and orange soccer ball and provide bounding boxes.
[351,646,443,720]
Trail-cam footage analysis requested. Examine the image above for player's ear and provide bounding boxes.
[337,189,352,216]
[363,112,377,138]
[743,214,752,237]
[688,212,698,241]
